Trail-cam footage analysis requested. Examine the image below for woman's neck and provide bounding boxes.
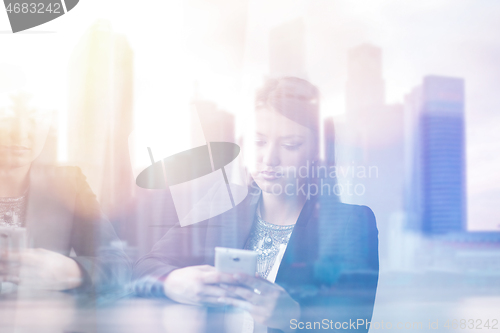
[0,165,30,197]
[260,191,307,226]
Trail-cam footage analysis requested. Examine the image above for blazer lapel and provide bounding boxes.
[275,195,319,285]
[235,190,260,249]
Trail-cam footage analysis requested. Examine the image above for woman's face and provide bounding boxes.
[0,102,52,169]
[250,108,318,197]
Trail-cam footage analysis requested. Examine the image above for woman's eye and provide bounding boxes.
[255,140,266,147]
[283,144,302,151]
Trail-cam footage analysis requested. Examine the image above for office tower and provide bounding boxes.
[346,44,385,119]
[339,44,404,264]
[191,100,235,144]
[343,43,392,159]
[405,76,466,235]
[67,20,134,222]
[269,18,307,79]
[323,116,336,166]
[188,99,238,254]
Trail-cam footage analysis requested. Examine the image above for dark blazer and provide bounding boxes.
[24,165,131,293]
[133,184,379,332]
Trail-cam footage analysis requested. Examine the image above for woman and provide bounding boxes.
[0,91,131,293]
[133,77,379,332]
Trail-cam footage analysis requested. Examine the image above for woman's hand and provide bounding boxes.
[0,248,83,290]
[217,273,300,332]
[163,265,238,306]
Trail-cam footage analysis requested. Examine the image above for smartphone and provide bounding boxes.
[215,247,257,276]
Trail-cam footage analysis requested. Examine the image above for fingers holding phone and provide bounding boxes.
[214,247,300,332]
[217,273,300,332]
[163,265,238,306]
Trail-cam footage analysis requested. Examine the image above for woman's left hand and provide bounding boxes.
[1,248,83,290]
[218,273,300,332]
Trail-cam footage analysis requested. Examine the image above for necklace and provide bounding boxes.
[245,210,295,279]
[0,192,28,228]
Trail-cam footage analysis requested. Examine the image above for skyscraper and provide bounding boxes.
[191,100,235,145]
[67,20,134,223]
[269,18,307,79]
[405,76,466,235]
[339,44,404,263]
[189,99,238,253]
[346,44,385,119]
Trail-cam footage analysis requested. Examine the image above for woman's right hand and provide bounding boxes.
[163,265,237,306]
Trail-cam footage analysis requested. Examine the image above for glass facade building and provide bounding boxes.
[406,76,466,235]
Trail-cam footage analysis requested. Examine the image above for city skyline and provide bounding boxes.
[1,1,498,234]
[1,3,500,331]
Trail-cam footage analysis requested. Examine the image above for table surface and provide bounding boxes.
[0,289,218,333]
[2,285,500,333]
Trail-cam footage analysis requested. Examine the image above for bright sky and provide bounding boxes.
[1,0,499,229]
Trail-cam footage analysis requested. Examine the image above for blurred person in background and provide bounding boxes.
[0,90,131,293]
[133,77,378,333]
